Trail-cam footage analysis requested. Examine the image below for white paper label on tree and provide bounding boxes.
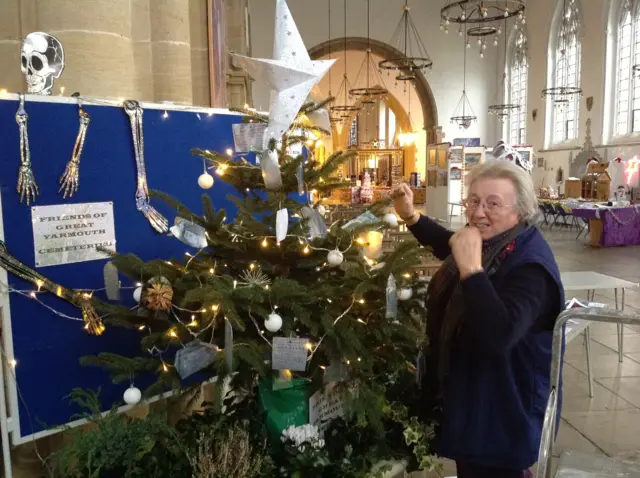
[259,149,283,190]
[276,208,288,243]
[31,202,116,268]
[232,123,267,152]
[309,383,345,433]
[272,337,308,371]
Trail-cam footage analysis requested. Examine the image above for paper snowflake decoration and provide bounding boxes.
[238,268,271,288]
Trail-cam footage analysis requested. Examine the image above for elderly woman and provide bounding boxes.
[392,160,564,478]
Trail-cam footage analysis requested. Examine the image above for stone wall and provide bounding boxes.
[0,0,253,108]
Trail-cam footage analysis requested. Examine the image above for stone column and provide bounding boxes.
[206,0,227,107]
[0,1,25,93]
[149,0,193,104]
[131,0,154,101]
[226,0,252,108]
[190,0,212,106]
[32,0,135,99]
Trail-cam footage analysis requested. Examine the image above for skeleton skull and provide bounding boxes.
[20,32,65,95]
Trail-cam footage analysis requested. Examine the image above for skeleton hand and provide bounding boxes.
[17,165,39,205]
[136,194,169,233]
[59,160,79,198]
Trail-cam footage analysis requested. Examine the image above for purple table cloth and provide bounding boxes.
[572,206,640,247]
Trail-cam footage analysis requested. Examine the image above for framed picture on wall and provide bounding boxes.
[427,169,437,187]
[450,167,462,180]
[464,153,481,167]
[437,171,448,186]
[429,149,437,166]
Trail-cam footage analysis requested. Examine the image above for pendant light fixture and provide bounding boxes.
[330,0,361,118]
[450,22,477,129]
[327,0,342,125]
[349,0,388,103]
[440,0,526,32]
[379,0,433,75]
[398,87,419,146]
[541,0,582,109]
[488,19,521,121]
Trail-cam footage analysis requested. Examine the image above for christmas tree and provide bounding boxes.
[83,98,437,475]
[79,0,437,472]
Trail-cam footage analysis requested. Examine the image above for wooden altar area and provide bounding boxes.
[329,147,426,205]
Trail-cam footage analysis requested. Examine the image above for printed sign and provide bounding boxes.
[309,383,345,433]
[272,337,308,372]
[453,138,481,147]
[232,123,267,152]
[31,202,116,267]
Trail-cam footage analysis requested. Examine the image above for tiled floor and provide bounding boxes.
[544,226,640,472]
[420,222,640,477]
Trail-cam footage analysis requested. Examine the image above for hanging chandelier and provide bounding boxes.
[379,0,433,75]
[466,25,499,58]
[398,86,419,146]
[349,0,388,103]
[451,24,477,129]
[541,0,582,108]
[488,19,521,121]
[440,0,526,29]
[330,0,361,119]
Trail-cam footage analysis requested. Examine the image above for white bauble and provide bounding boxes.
[265,313,283,333]
[327,250,344,266]
[133,286,142,303]
[383,213,398,227]
[197,172,215,189]
[123,386,142,405]
[397,288,413,301]
[317,205,326,216]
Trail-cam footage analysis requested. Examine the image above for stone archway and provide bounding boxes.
[308,37,439,132]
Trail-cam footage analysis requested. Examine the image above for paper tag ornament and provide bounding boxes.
[341,211,381,231]
[272,337,308,371]
[103,262,121,301]
[232,123,267,153]
[324,359,348,384]
[259,148,283,190]
[224,318,234,371]
[276,208,288,243]
[301,206,328,239]
[170,217,208,248]
[297,161,305,195]
[309,383,345,433]
[174,340,218,379]
[385,274,398,320]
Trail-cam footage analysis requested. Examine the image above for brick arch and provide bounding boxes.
[308,37,439,131]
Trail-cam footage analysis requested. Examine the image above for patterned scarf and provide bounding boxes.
[426,223,528,384]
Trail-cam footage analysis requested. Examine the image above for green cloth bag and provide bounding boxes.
[258,377,310,440]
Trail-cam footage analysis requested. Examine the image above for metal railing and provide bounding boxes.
[536,307,640,478]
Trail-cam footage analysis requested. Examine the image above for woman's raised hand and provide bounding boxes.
[391,183,415,220]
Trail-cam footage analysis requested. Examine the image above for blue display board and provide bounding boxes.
[0,96,245,442]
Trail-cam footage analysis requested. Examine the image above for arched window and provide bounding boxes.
[548,0,582,145]
[507,28,528,145]
[614,0,640,136]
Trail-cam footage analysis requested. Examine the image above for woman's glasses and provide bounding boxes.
[463,198,513,213]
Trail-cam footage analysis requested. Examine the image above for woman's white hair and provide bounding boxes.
[466,160,539,222]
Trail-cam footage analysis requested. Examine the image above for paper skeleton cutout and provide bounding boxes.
[492,141,532,172]
[21,32,65,95]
